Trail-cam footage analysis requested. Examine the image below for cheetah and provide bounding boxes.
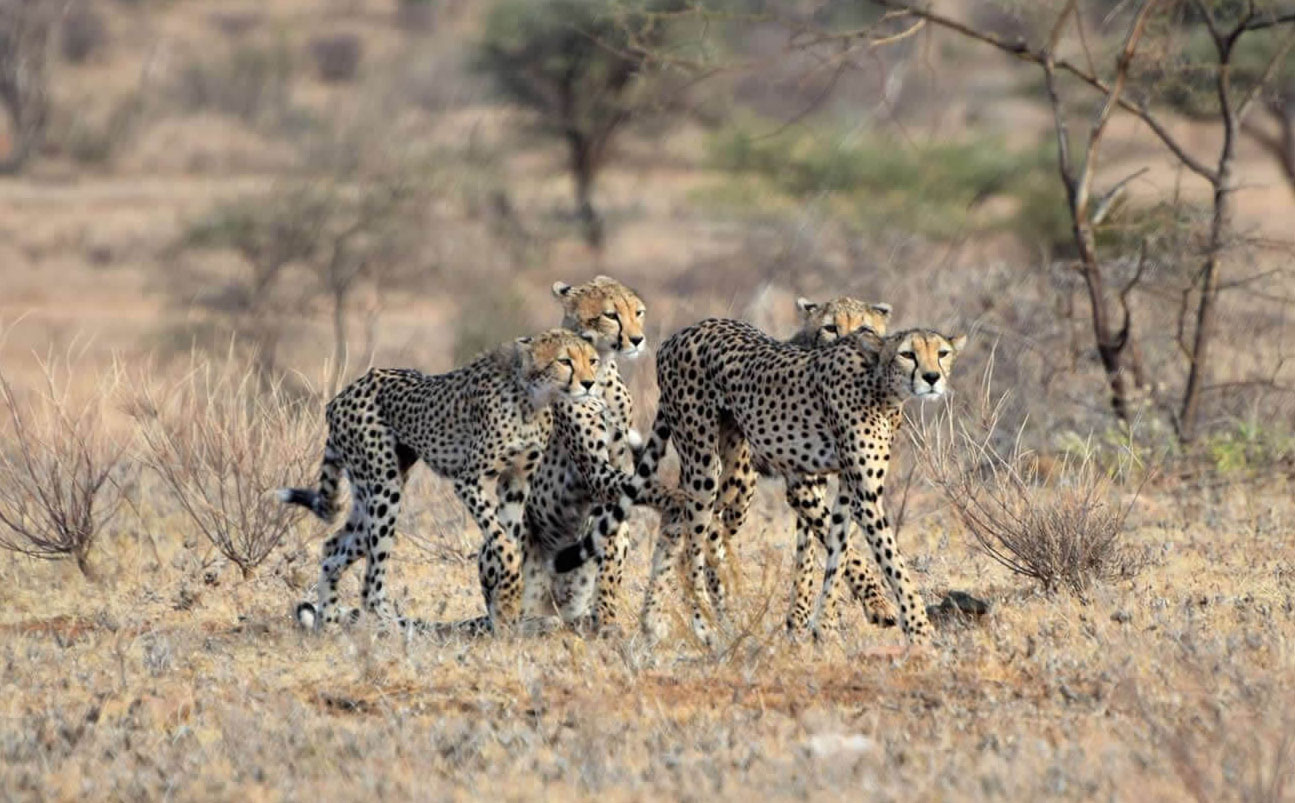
[777,296,902,633]
[787,296,892,348]
[622,318,966,646]
[445,277,685,634]
[555,297,900,637]
[516,277,672,631]
[278,328,604,633]
[676,296,902,634]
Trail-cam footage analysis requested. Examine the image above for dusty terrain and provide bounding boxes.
[3,471,1293,801]
[2,1,1294,800]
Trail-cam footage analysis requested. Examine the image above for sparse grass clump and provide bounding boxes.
[0,365,126,579]
[133,356,319,580]
[173,41,298,126]
[913,362,1146,596]
[309,33,362,83]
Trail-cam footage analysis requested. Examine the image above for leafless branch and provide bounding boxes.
[873,0,1218,180]
[1092,166,1151,225]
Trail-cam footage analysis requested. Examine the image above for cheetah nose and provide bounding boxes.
[581,379,596,391]
[629,335,644,347]
[922,371,940,385]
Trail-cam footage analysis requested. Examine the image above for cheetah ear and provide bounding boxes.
[552,281,573,299]
[871,302,892,319]
[950,334,968,352]
[796,297,819,315]
[593,274,615,284]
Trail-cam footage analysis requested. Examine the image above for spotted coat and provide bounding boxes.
[278,329,602,633]
[622,318,966,646]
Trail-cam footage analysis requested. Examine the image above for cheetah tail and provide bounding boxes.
[551,531,600,574]
[626,412,672,503]
[276,441,343,522]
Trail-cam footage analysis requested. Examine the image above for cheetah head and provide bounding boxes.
[796,296,892,345]
[552,275,648,359]
[882,329,967,400]
[516,329,601,403]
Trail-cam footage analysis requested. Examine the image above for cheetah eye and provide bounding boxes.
[636,309,645,318]
[558,358,573,367]
[899,350,916,360]
[822,324,838,334]
[590,357,600,367]
[938,349,950,358]
[602,311,619,320]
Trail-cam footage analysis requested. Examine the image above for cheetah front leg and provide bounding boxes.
[785,475,896,633]
[581,503,630,633]
[839,464,930,644]
[453,476,524,631]
[813,429,927,642]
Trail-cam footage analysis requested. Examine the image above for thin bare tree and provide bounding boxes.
[0,0,60,173]
[873,0,1295,442]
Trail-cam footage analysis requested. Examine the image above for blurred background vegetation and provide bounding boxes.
[0,0,1292,469]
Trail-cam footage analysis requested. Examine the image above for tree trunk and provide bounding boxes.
[1074,225,1131,422]
[1179,35,1242,444]
[1179,161,1233,443]
[0,86,47,175]
[567,131,604,250]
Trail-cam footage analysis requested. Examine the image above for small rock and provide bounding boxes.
[943,591,990,616]
[928,590,991,625]
[1111,610,1132,624]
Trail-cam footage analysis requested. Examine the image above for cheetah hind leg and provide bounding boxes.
[298,501,368,631]
[642,518,687,645]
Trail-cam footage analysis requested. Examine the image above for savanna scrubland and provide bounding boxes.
[1,0,1294,800]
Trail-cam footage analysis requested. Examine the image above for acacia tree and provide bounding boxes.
[174,178,422,386]
[476,0,682,249]
[0,0,58,173]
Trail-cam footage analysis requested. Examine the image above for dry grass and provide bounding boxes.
[0,359,127,580]
[131,354,319,580]
[1,428,1292,800]
[1,1,1293,800]
[912,360,1148,596]
[1,354,1293,801]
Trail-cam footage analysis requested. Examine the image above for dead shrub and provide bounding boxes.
[0,364,126,579]
[59,2,107,64]
[395,0,438,33]
[133,355,319,580]
[309,33,361,83]
[911,353,1145,595]
[173,41,295,125]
